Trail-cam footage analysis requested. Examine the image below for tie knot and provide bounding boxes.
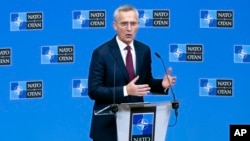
[125,46,131,51]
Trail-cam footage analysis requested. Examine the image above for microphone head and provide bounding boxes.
[172,100,179,110]
[111,104,118,113]
[155,52,161,58]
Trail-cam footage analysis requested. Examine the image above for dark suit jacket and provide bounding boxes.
[88,36,168,141]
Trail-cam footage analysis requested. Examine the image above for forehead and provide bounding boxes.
[116,11,138,21]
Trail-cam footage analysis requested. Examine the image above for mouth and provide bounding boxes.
[126,34,132,38]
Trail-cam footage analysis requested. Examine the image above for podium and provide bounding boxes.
[116,102,172,141]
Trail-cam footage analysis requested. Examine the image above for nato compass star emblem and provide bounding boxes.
[204,14,214,24]
[14,85,23,96]
[238,49,247,59]
[45,50,55,60]
[76,82,86,94]
[14,16,23,27]
[174,48,183,58]
[136,118,149,131]
[76,14,86,25]
[204,82,213,92]
[139,14,149,24]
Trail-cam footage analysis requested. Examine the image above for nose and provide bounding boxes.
[126,24,132,30]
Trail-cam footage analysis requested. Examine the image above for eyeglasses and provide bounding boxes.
[117,21,139,27]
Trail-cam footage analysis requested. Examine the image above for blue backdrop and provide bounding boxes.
[1,0,250,141]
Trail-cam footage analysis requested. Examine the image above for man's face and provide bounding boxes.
[113,11,139,45]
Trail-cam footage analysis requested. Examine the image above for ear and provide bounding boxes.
[113,21,117,30]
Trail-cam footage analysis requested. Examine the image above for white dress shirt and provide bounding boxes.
[116,36,136,96]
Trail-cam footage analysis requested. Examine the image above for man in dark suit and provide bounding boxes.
[88,4,176,141]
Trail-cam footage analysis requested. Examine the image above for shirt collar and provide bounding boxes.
[116,36,134,51]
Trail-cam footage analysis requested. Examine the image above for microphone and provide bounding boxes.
[112,56,118,114]
[93,56,118,115]
[154,52,179,117]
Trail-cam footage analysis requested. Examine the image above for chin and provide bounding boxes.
[125,38,133,42]
[125,41,132,44]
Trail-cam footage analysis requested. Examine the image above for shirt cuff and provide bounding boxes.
[123,86,128,96]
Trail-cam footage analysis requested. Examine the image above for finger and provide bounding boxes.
[136,84,150,89]
[170,77,176,83]
[136,85,151,93]
[170,78,176,85]
[131,75,139,83]
[137,86,151,92]
[166,67,172,75]
[137,91,150,96]
[137,90,150,95]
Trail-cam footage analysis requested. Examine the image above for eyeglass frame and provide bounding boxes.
[115,21,139,27]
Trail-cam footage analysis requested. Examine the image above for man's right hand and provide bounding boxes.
[126,76,151,96]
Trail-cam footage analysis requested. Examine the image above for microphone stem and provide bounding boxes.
[113,58,116,105]
[159,57,176,101]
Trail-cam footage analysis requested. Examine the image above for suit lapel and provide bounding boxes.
[134,42,143,77]
[109,38,130,81]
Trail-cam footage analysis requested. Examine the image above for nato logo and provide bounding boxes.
[169,44,203,62]
[72,10,106,29]
[0,48,11,66]
[10,12,43,31]
[234,45,250,63]
[138,9,169,28]
[72,79,88,97]
[10,81,43,100]
[41,45,74,64]
[199,78,233,96]
[200,10,233,28]
[131,113,154,141]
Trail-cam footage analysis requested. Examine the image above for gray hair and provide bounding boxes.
[113,5,139,21]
